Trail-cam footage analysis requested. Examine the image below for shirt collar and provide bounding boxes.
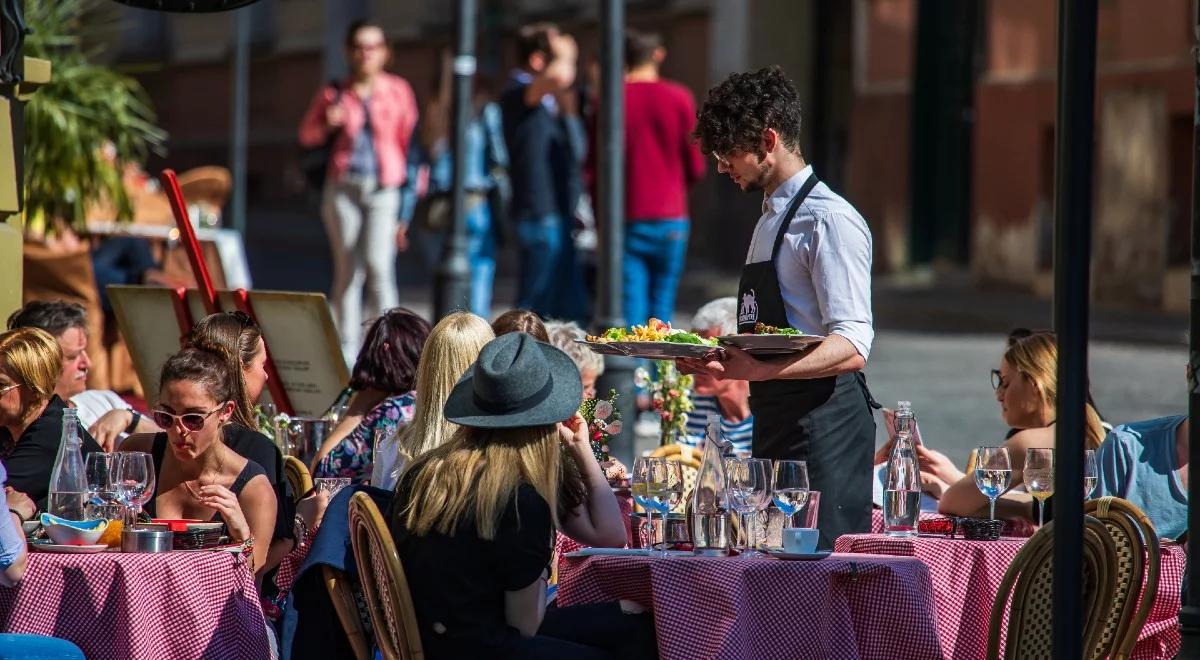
[763,164,815,215]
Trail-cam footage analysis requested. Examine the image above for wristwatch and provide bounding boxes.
[124,409,142,434]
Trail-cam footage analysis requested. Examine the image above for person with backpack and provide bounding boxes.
[298,20,419,360]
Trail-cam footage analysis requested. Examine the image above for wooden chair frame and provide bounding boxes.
[323,565,371,660]
[348,491,425,660]
[283,456,312,504]
[1085,496,1162,660]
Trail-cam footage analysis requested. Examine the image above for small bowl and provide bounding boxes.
[40,513,108,546]
[21,520,39,536]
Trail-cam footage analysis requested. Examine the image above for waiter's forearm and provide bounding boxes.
[755,334,865,380]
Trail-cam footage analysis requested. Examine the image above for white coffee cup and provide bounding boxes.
[782,527,819,554]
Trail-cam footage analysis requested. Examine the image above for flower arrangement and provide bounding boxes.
[636,361,694,446]
[580,389,623,463]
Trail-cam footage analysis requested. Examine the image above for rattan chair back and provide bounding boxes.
[283,456,313,504]
[322,565,372,660]
[348,492,425,660]
[1085,496,1161,660]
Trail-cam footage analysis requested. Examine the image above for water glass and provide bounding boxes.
[314,477,351,500]
[1024,448,1054,526]
[1084,449,1098,499]
[632,457,669,555]
[726,458,771,555]
[771,460,810,529]
[974,446,1012,521]
[115,452,155,526]
[85,452,119,520]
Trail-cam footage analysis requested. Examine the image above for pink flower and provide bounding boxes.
[606,420,623,436]
[669,389,680,398]
[594,400,613,421]
[662,412,673,422]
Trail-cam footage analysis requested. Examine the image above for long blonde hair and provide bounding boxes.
[1005,332,1104,449]
[396,425,561,540]
[396,312,493,460]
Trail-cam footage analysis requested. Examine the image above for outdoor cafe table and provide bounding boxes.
[0,550,271,659]
[835,533,1186,660]
[557,552,944,659]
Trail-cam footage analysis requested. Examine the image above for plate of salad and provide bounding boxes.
[581,318,724,360]
[716,323,825,355]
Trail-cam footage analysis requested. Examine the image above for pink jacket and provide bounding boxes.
[298,73,419,189]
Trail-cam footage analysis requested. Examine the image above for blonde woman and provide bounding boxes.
[376,311,493,487]
[389,333,655,659]
[927,331,1105,520]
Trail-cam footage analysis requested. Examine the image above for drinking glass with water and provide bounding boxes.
[974,446,1012,521]
[771,460,809,529]
[883,402,920,536]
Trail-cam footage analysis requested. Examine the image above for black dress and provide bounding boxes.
[144,432,267,525]
[0,395,104,511]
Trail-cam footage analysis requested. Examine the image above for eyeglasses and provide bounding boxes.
[713,152,731,168]
[151,404,227,432]
[0,383,20,396]
[990,369,1008,391]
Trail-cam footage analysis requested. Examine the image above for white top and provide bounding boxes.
[70,389,128,434]
[745,165,874,359]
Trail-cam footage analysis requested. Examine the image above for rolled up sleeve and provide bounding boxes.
[0,465,24,570]
[810,210,874,360]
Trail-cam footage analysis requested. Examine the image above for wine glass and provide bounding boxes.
[632,457,668,555]
[771,460,810,529]
[1083,449,1098,499]
[115,452,155,526]
[974,446,1012,521]
[1023,448,1054,526]
[727,458,771,556]
[85,452,119,520]
[649,461,682,555]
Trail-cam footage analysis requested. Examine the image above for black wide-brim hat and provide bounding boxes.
[444,332,582,429]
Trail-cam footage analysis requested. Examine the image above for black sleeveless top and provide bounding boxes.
[144,432,268,520]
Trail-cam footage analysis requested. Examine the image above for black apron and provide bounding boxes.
[737,173,879,550]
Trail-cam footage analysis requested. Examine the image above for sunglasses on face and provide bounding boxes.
[0,382,20,396]
[990,369,1007,391]
[151,404,227,432]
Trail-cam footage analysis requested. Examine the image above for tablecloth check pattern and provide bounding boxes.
[275,525,320,595]
[834,534,1185,660]
[868,509,1036,537]
[558,553,944,660]
[0,551,271,660]
[869,509,944,533]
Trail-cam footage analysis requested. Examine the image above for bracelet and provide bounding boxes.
[124,409,142,434]
[294,514,308,547]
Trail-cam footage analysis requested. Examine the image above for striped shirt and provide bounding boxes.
[681,395,754,456]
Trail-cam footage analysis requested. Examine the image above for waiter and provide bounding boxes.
[679,66,878,549]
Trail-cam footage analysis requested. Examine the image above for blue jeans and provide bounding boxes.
[516,214,587,323]
[0,635,85,659]
[466,200,496,318]
[624,219,689,324]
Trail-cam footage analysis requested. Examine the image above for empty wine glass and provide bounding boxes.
[974,446,1011,521]
[771,460,810,529]
[727,458,771,556]
[1083,449,1098,499]
[115,452,155,526]
[1024,448,1054,526]
[85,452,119,520]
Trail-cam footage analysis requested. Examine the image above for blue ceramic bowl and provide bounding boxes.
[40,513,107,545]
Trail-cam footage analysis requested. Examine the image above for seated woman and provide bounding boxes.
[1097,413,1187,541]
[492,309,549,341]
[920,331,1105,520]
[0,328,103,511]
[545,320,603,400]
[382,312,493,488]
[312,308,431,481]
[390,333,655,659]
[122,346,277,574]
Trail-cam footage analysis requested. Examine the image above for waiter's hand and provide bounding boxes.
[677,346,765,382]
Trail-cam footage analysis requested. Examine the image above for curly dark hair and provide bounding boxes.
[693,65,803,158]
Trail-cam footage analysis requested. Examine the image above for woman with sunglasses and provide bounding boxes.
[121,346,277,575]
[915,332,1105,520]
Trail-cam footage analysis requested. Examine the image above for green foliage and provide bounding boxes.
[23,0,166,232]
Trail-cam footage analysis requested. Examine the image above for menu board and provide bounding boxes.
[108,286,348,416]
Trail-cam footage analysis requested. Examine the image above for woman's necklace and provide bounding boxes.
[183,448,224,501]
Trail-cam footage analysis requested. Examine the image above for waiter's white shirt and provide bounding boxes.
[745,165,874,359]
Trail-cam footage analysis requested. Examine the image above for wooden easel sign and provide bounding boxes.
[108,285,348,417]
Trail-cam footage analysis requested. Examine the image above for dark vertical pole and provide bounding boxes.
[433,0,477,319]
[593,0,635,465]
[1052,0,1097,658]
[1179,1,1200,656]
[230,8,250,236]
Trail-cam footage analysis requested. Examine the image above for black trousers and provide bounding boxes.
[507,602,658,660]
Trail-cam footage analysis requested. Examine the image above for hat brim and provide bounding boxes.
[443,342,583,429]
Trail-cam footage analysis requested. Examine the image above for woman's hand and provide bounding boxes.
[296,490,331,530]
[89,410,134,452]
[916,445,965,485]
[5,487,35,522]
[920,472,950,500]
[197,484,251,541]
[558,412,590,451]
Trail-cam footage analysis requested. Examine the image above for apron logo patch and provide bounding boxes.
[739,289,759,325]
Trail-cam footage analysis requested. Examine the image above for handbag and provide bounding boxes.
[298,81,343,193]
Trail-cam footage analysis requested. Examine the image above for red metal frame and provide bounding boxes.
[169,287,195,347]
[159,169,219,315]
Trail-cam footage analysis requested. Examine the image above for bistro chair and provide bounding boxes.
[1085,496,1161,660]
[283,456,313,504]
[987,516,1117,659]
[348,491,425,660]
[648,444,703,508]
[323,565,372,660]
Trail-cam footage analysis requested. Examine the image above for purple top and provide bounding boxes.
[0,462,25,570]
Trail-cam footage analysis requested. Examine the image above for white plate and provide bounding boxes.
[30,542,110,554]
[765,549,832,561]
[716,334,825,356]
[607,341,723,360]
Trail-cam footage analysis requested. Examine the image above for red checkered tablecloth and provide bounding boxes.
[557,553,944,659]
[0,550,271,660]
[835,534,1185,660]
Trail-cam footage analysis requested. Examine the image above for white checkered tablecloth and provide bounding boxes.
[0,551,271,659]
[835,534,1185,660]
[557,553,944,660]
